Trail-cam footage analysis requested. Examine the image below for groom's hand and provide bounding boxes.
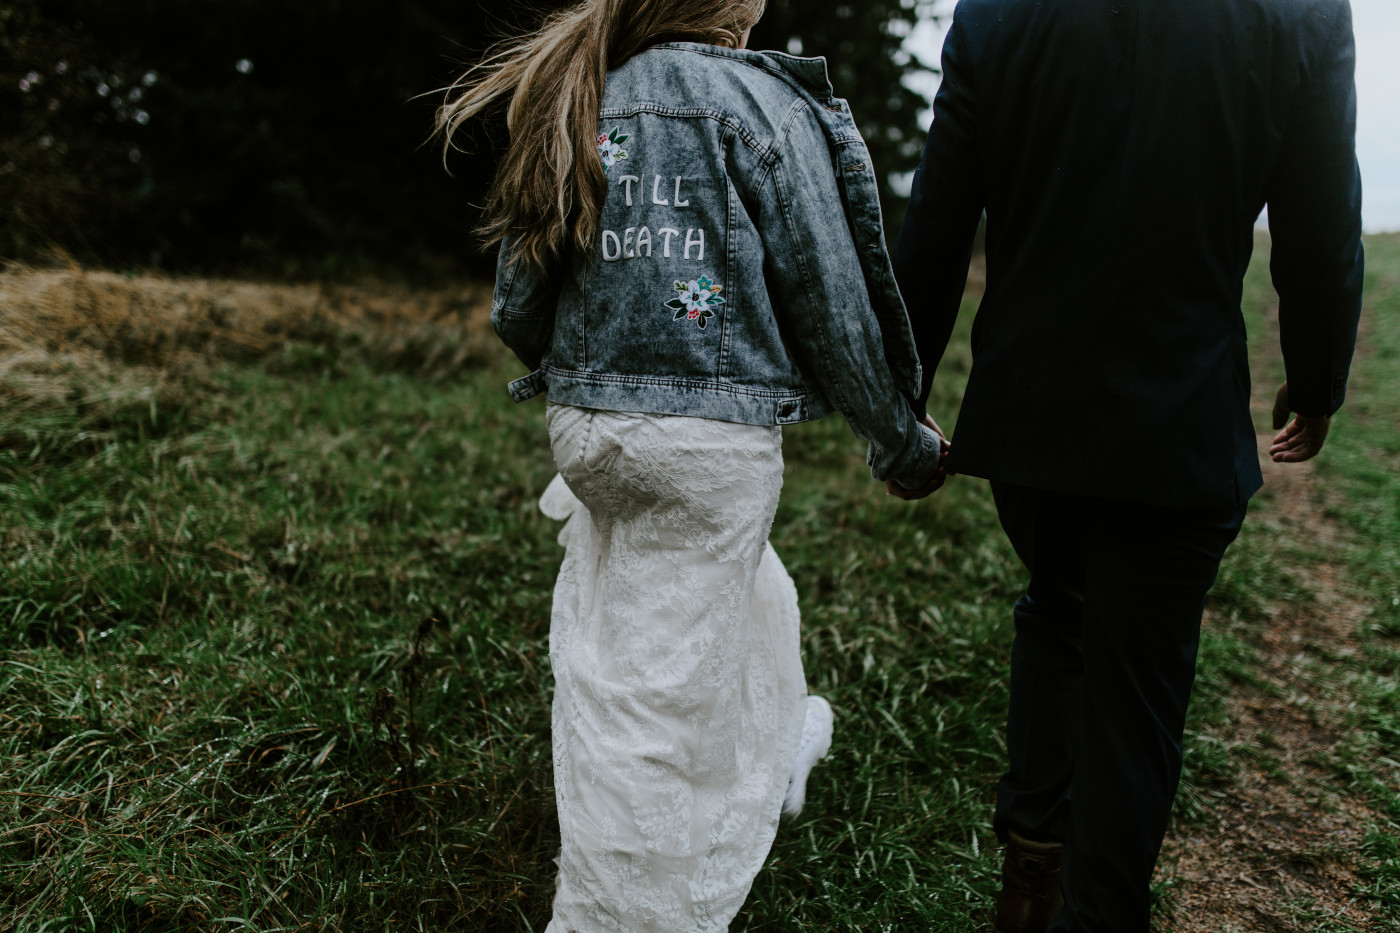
[1269,382,1331,463]
[886,472,945,500]
[886,415,950,500]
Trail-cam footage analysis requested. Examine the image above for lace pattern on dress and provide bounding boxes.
[542,403,808,933]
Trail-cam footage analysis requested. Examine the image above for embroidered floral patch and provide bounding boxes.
[597,128,629,174]
[664,275,725,330]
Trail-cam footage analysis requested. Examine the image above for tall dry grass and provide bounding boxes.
[0,265,496,400]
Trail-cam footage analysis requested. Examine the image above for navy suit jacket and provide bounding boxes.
[892,0,1364,507]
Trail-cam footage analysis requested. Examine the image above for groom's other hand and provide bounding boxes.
[1269,382,1331,462]
[887,415,951,499]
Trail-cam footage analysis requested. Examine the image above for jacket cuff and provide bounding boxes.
[1288,371,1348,418]
[508,369,548,403]
[880,423,944,489]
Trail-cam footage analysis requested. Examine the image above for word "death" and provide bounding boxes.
[602,227,704,262]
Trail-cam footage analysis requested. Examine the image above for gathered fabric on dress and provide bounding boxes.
[542,402,808,933]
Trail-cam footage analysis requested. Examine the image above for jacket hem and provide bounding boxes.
[540,371,833,427]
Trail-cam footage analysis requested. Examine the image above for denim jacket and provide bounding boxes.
[491,42,941,487]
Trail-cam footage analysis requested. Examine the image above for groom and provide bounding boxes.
[890,1,1363,931]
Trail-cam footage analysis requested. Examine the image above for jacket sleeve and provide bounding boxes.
[490,238,561,374]
[1267,0,1364,418]
[891,8,985,412]
[759,105,943,488]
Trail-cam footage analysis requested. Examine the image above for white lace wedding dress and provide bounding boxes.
[541,403,808,933]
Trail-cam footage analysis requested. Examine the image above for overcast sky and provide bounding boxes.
[905,0,1400,233]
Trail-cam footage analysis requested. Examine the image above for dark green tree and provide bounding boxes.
[0,1,939,275]
[750,0,938,231]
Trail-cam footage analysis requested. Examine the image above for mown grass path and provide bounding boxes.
[1,239,1395,932]
[1159,235,1400,933]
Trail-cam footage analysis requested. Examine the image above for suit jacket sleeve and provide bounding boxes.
[891,9,985,413]
[1267,0,1364,418]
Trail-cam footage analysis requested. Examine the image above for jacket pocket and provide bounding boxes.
[491,305,557,373]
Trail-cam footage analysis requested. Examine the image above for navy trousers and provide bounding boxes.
[989,482,1247,933]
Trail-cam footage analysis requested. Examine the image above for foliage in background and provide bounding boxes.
[1,0,506,279]
[1,0,938,279]
[749,0,939,232]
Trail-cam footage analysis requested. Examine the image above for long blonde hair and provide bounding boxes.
[436,0,766,270]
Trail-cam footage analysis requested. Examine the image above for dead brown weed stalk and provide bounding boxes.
[0,264,494,397]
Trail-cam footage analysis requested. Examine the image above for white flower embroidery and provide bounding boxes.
[664,275,725,329]
[597,127,629,174]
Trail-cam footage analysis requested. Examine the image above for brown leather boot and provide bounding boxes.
[994,829,1064,933]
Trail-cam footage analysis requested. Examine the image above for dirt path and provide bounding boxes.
[1157,424,1384,931]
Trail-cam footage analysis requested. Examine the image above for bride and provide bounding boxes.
[436,0,946,928]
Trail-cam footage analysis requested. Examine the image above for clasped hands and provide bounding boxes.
[886,414,950,501]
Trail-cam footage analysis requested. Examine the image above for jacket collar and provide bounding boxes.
[652,42,834,98]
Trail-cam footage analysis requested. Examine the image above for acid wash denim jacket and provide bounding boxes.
[491,42,942,487]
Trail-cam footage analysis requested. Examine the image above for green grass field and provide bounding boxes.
[2,237,1396,931]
